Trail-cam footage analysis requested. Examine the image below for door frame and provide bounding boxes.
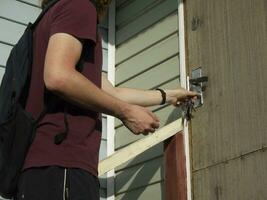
[164,0,192,199]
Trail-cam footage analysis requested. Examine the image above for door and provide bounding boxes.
[185,0,267,199]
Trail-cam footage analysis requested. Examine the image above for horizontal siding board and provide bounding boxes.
[115,105,181,149]
[0,18,26,45]
[116,0,160,27]
[116,12,178,64]
[0,43,12,66]
[17,0,41,7]
[0,0,41,24]
[118,56,179,89]
[116,0,177,45]
[116,33,179,85]
[115,157,163,194]
[0,15,108,50]
[115,143,163,171]
[116,181,164,200]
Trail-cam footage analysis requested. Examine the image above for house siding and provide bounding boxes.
[114,0,180,199]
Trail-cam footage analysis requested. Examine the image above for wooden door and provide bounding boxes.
[184,0,267,199]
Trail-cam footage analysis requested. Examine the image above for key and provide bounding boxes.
[181,99,196,121]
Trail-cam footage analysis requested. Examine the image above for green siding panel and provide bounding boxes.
[116,182,164,200]
[116,0,159,27]
[115,0,179,199]
[116,12,178,64]
[0,0,41,24]
[115,143,163,171]
[116,33,179,85]
[118,56,179,89]
[115,157,164,194]
[18,0,41,6]
[116,0,177,45]
[0,19,26,45]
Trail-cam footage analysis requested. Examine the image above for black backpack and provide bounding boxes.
[0,0,60,198]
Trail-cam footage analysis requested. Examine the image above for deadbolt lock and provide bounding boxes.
[188,67,208,108]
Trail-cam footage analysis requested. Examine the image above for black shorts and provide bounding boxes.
[15,166,100,200]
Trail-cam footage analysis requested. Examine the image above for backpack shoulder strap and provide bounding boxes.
[31,0,60,29]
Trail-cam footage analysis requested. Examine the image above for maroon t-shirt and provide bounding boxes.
[23,0,102,176]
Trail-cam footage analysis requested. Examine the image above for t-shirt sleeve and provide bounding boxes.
[49,0,97,43]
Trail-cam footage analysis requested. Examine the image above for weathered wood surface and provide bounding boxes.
[193,149,267,200]
[185,0,267,199]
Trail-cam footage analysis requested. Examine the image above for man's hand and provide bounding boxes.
[165,87,199,106]
[120,104,160,135]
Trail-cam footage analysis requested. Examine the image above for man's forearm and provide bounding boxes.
[46,69,129,118]
[102,74,177,107]
[115,87,174,107]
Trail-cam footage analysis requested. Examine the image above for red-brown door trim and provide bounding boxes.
[164,132,187,200]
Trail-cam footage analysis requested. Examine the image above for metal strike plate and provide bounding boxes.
[189,67,208,108]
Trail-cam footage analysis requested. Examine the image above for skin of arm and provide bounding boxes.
[44,33,160,135]
[102,74,198,107]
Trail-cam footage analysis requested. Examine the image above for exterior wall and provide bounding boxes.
[0,0,109,199]
[185,0,267,199]
[114,0,180,199]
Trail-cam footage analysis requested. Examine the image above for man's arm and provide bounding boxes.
[102,74,197,107]
[44,33,159,135]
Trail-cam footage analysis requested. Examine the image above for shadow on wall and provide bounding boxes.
[99,107,183,200]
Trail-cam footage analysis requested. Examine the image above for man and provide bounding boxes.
[15,0,197,199]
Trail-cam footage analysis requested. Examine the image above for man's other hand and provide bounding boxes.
[120,104,160,136]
